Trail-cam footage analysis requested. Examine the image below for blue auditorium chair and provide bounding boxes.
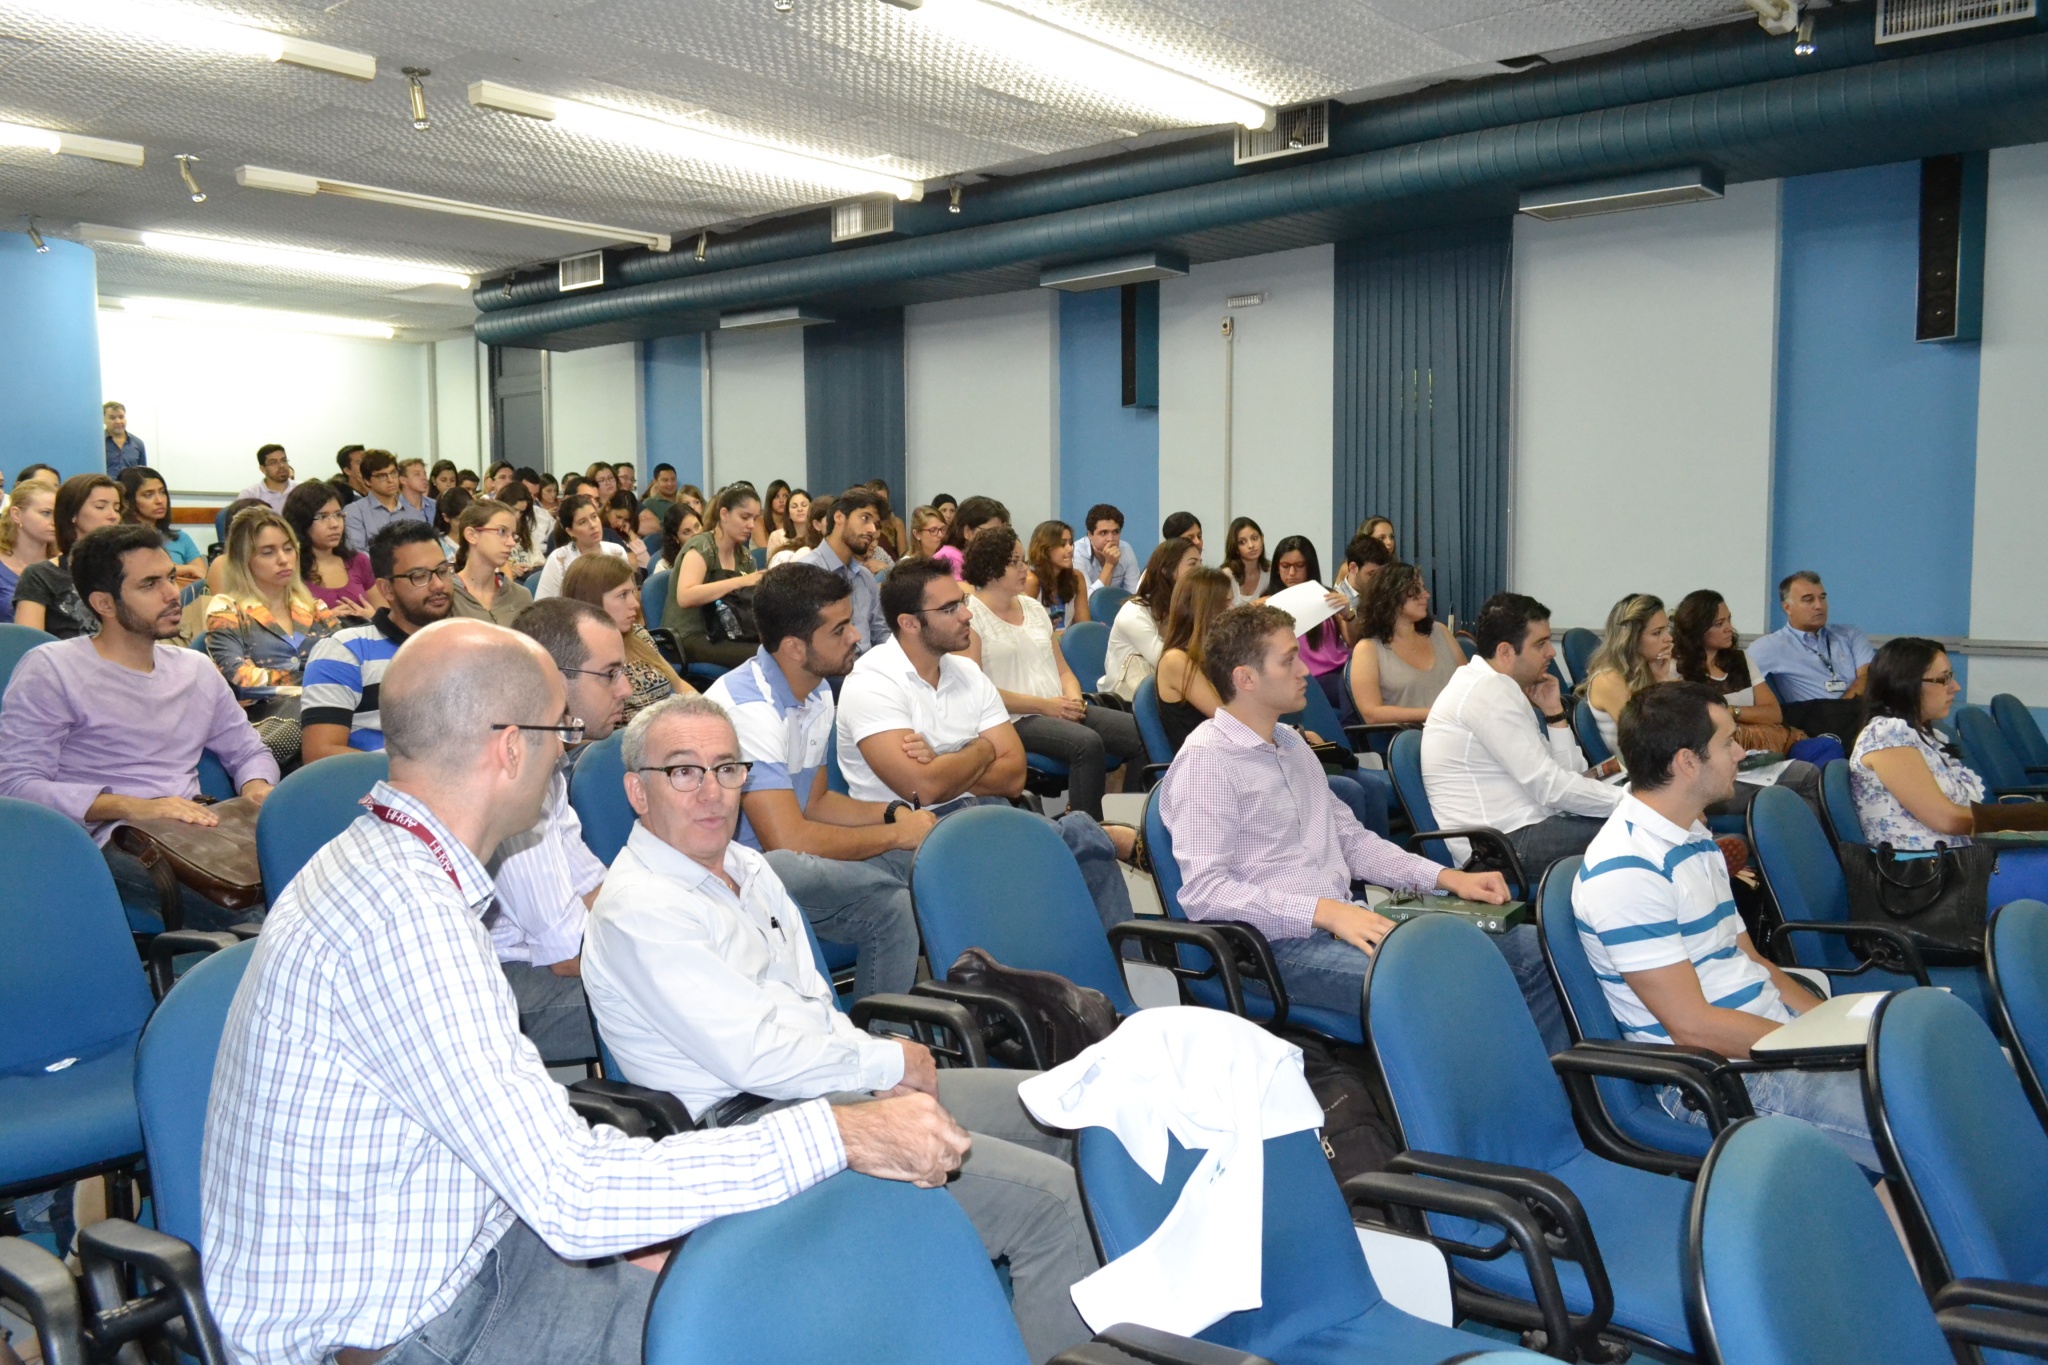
[1130,677,1175,791]
[1957,705,2048,800]
[1991,693,2048,774]
[641,568,727,688]
[1089,585,1131,624]
[1818,759,1865,846]
[1559,629,1598,687]
[1386,730,1531,897]
[254,750,389,894]
[1059,619,1109,692]
[1988,899,2048,1128]
[1571,701,1610,766]
[0,622,57,699]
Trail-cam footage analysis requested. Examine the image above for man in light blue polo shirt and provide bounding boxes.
[1573,680,1879,1171]
[704,562,928,998]
[1746,570,1873,744]
[794,485,889,650]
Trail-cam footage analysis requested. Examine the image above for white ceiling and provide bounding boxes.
[0,0,1759,333]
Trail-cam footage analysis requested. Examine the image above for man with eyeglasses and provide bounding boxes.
[302,521,456,762]
[584,694,1098,1365]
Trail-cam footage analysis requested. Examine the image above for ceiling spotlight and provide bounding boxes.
[695,231,709,262]
[773,0,795,11]
[948,182,962,214]
[404,67,431,130]
[176,154,206,203]
[1793,15,1817,55]
[1743,0,1801,37]
[24,218,48,253]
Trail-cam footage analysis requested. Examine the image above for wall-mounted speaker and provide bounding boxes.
[1916,152,1986,343]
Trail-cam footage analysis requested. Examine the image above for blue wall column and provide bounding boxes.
[1058,288,1158,556]
[642,334,705,490]
[0,235,104,481]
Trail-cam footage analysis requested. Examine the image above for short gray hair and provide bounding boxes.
[620,694,736,771]
[1778,570,1823,600]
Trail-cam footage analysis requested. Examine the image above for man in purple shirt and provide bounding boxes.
[0,524,278,929]
[1159,605,1564,1047]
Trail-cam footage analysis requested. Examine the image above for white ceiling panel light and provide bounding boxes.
[237,165,673,252]
[75,224,472,289]
[12,0,375,79]
[107,296,398,339]
[0,120,145,167]
[468,81,924,201]
[880,0,1275,131]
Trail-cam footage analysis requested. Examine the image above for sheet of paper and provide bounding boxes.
[1266,579,1341,637]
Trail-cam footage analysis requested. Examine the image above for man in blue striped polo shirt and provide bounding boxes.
[302,521,454,762]
[1573,681,1879,1171]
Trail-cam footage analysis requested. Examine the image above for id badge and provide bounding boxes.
[1825,677,1847,694]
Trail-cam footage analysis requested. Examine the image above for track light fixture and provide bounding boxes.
[773,0,795,12]
[1793,15,1817,55]
[404,68,431,130]
[237,165,671,250]
[948,182,962,214]
[695,231,709,262]
[176,154,206,203]
[24,217,48,253]
[0,119,145,166]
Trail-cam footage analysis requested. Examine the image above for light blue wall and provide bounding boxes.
[1,236,105,481]
[1772,163,1981,640]
[1058,288,1158,557]
[642,333,704,489]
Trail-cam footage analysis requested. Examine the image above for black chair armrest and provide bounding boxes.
[1137,761,1172,792]
[1405,827,1532,899]
[0,1237,87,1365]
[1769,922,1932,984]
[1562,1038,1731,1072]
[1343,1171,1578,1360]
[1109,920,1287,1024]
[1936,1306,2048,1358]
[849,993,989,1068]
[1344,721,1418,752]
[912,980,1048,1070]
[565,1086,655,1138]
[568,1078,695,1137]
[1074,1323,1276,1365]
[74,1219,228,1365]
[1993,785,2048,800]
[145,930,241,1000]
[1935,1279,2048,1318]
[1551,1046,1752,1131]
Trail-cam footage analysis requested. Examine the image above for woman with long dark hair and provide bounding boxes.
[1223,516,1268,605]
[1101,537,1197,699]
[756,479,792,551]
[1262,535,1349,708]
[117,467,204,582]
[534,493,629,599]
[14,473,124,638]
[1348,562,1464,725]
[669,483,764,666]
[933,496,1008,579]
[1023,519,1090,631]
[1670,588,1805,753]
[283,481,379,620]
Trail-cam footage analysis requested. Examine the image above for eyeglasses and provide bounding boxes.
[493,718,586,744]
[391,563,455,588]
[1922,672,1957,687]
[312,510,344,524]
[917,599,968,619]
[473,525,515,540]
[637,761,753,792]
[563,664,628,685]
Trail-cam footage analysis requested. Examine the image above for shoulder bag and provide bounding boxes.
[1838,839,1994,963]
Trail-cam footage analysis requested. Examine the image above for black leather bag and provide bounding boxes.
[946,948,1118,1067]
[1838,839,1995,964]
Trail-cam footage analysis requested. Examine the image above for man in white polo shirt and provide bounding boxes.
[1572,681,1879,1171]
[836,559,1134,931]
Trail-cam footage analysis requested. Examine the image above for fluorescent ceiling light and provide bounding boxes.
[238,165,672,252]
[883,0,1272,130]
[13,0,374,79]
[76,223,472,289]
[720,306,832,330]
[107,296,398,339]
[469,80,923,201]
[1518,167,1726,221]
[0,119,145,167]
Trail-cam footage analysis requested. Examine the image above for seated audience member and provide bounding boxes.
[0,525,276,928]
[301,521,456,760]
[1160,510,1202,556]
[1348,561,1463,727]
[1263,535,1350,708]
[497,478,548,578]
[0,476,58,622]
[931,495,1008,580]
[1357,515,1397,557]
[669,484,766,668]
[341,449,424,549]
[1223,516,1268,605]
[1022,519,1090,630]
[204,507,340,767]
[765,487,809,560]
[584,695,1095,1363]
[448,498,535,625]
[963,526,1145,821]
[237,443,297,513]
[605,491,652,570]
[329,443,367,508]
[534,493,629,599]
[1335,533,1393,639]
[1156,605,1550,1035]
[676,482,706,518]
[203,618,963,1365]
[770,494,828,569]
[284,481,380,622]
[1422,592,1623,872]
[1745,570,1872,744]
[705,565,926,999]
[660,500,704,572]
[561,553,692,721]
[118,467,205,584]
[1072,503,1141,596]
[397,457,438,524]
[930,492,958,529]
[430,488,470,561]
[865,478,910,561]
[14,473,125,639]
[794,486,889,650]
[1850,636,2048,905]
[900,504,947,566]
[1573,682,1878,1171]
[614,461,637,496]
[584,461,619,508]
[837,559,1136,928]
[1101,537,1197,699]
[641,462,678,524]
[1672,588,1809,754]
[429,459,459,501]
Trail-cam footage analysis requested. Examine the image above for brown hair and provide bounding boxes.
[1026,520,1083,615]
[453,497,515,572]
[1201,604,1297,702]
[561,552,685,693]
[1161,567,1234,664]
[54,473,121,555]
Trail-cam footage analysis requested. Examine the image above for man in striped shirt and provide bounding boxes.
[301,521,453,761]
[1573,681,1878,1170]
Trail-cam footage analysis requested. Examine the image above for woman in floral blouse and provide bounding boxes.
[204,507,338,768]
[561,551,695,720]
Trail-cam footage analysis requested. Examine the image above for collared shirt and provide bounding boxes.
[1072,538,1142,595]
[488,759,605,966]
[202,784,845,1365]
[0,637,279,845]
[342,493,426,552]
[1157,709,1444,940]
[237,481,298,513]
[586,823,904,1119]
[1746,622,1875,704]
[794,539,888,649]
[104,432,146,476]
[302,610,412,749]
[1420,655,1622,857]
[1572,792,1790,1042]
[706,649,835,851]
[835,637,1009,804]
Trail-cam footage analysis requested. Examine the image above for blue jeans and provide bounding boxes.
[499,962,597,1066]
[1327,771,1392,839]
[1663,1065,1880,1173]
[762,848,920,999]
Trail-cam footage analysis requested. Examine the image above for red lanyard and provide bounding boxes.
[367,801,462,889]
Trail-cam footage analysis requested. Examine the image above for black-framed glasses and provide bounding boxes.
[392,562,455,588]
[637,761,753,792]
[563,664,628,685]
[494,718,586,744]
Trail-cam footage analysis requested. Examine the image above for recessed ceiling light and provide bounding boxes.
[13,0,376,79]
[468,80,924,201]
[76,224,472,289]
[0,119,145,167]
[237,165,673,252]
[106,296,400,340]
[882,0,1273,130]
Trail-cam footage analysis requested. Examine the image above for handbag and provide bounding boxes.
[1837,839,1994,964]
[946,947,1119,1068]
[110,796,265,925]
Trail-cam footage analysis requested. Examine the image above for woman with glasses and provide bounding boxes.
[1347,561,1465,726]
[448,498,534,625]
[204,507,339,767]
[534,493,630,600]
[284,482,380,621]
[561,552,694,720]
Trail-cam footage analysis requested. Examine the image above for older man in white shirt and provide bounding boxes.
[582,694,1099,1365]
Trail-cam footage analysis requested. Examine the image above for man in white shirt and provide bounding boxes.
[1572,681,1878,1170]
[1071,503,1142,596]
[237,442,297,511]
[1421,592,1624,873]
[582,695,1099,1365]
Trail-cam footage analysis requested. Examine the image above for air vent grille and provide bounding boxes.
[1877,0,2035,41]
[831,199,895,242]
[557,251,604,292]
[1234,102,1330,166]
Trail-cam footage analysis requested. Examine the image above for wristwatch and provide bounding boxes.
[883,800,909,825]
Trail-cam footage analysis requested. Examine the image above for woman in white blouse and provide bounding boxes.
[1101,536,1199,700]
[961,524,1143,820]
[533,494,629,599]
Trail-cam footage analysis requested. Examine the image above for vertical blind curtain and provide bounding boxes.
[1333,219,1512,626]
[803,308,906,501]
